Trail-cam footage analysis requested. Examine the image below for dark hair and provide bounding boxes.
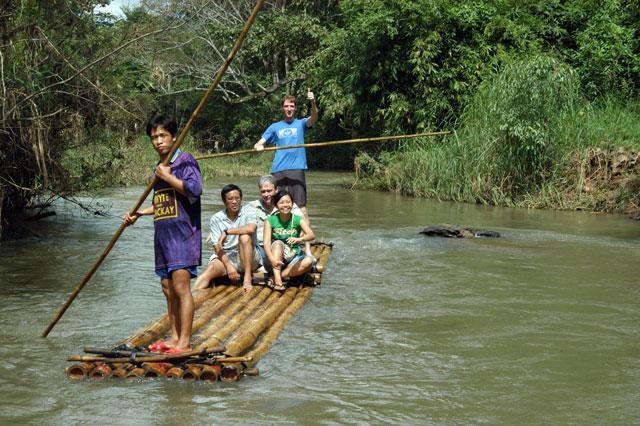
[146,114,178,137]
[221,184,242,201]
[272,189,293,206]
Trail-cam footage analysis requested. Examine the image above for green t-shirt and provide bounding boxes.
[267,213,303,255]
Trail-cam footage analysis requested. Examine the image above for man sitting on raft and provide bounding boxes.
[194,184,261,292]
[263,190,315,290]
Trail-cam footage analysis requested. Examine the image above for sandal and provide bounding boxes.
[148,341,169,352]
[163,347,185,355]
[273,282,286,291]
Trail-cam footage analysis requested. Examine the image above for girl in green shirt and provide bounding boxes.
[263,190,315,290]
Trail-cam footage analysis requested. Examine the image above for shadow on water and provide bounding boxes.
[0,171,639,424]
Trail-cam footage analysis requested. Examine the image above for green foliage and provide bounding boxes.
[354,55,640,212]
[466,55,583,192]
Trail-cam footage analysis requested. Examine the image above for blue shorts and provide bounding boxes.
[257,244,306,271]
[155,264,198,280]
[286,253,306,267]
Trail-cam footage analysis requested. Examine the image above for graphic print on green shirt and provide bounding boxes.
[267,213,302,255]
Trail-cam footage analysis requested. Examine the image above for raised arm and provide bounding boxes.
[306,88,318,127]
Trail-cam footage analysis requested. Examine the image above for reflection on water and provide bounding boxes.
[0,172,639,424]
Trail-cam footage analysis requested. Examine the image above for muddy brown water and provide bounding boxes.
[0,171,638,424]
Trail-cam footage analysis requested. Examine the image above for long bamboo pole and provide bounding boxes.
[41,0,267,337]
[195,131,450,161]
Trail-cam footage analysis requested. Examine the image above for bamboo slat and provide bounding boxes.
[200,365,221,382]
[190,286,242,334]
[65,362,95,379]
[224,287,299,357]
[244,286,313,367]
[192,286,259,345]
[124,286,226,348]
[195,287,277,349]
[165,367,184,379]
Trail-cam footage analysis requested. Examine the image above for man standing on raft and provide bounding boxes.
[124,114,201,354]
[254,89,318,222]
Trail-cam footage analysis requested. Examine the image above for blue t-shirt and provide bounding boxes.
[261,117,309,173]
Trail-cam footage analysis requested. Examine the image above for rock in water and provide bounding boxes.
[419,224,500,238]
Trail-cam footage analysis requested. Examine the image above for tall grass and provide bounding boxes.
[354,55,640,212]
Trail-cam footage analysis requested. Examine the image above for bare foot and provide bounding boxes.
[242,280,253,293]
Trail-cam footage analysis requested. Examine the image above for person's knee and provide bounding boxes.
[300,257,312,269]
[239,234,252,246]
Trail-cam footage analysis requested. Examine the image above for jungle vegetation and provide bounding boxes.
[1,0,638,237]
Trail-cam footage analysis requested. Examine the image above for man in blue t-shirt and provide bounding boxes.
[253,89,318,220]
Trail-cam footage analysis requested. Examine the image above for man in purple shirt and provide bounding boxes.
[124,114,202,353]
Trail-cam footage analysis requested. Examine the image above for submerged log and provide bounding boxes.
[419,224,500,238]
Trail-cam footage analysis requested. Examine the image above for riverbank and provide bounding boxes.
[352,58,640,218]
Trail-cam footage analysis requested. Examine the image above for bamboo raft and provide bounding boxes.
[65,241,333,382]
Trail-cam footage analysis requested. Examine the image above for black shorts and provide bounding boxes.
[273,169,307,207]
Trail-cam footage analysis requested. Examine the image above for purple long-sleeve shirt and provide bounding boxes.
[153,151,202,271]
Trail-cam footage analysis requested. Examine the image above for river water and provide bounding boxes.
[0,172,638,425]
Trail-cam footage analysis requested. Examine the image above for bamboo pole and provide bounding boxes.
[195,131,450,161]
[200,365,221,382]
[142,362,172,378]
[65,362,96,379]
[165,366,184,378]
[193,288,259,346]
[90,363,112,379]
[68,346,227,364]
[243,286,313,367]
[110,366,129,378]
[42,0,267,338]
[314,244,333,274]
[181,365,203,381]
[124,286,231,348]
[190,287,243,334]
[67,354,250,364]
[224,287,299,357]
[195,286,274,350]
